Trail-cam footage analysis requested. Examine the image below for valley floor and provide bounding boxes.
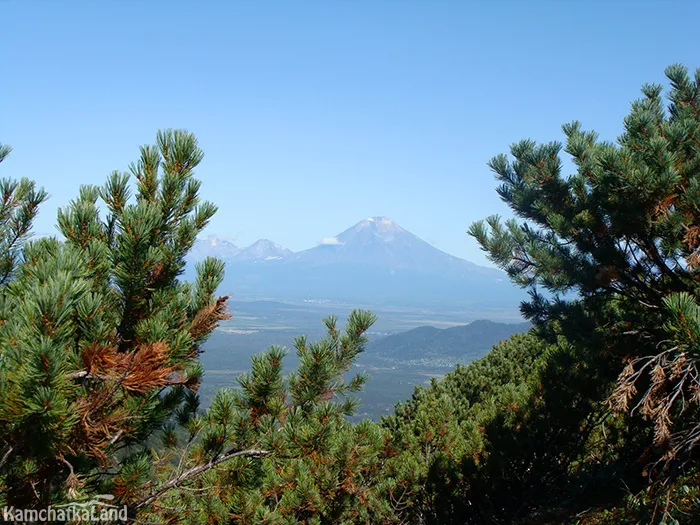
[198,299,525,419]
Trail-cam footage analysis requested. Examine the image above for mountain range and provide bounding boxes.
[186,217,527,309]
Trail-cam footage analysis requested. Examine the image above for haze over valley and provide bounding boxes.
[198,300,530,419]
[190,216,530,417]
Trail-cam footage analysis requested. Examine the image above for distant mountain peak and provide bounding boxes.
[355,216,402,233]
[342,216,406,246]
[190,235,240,261]
[234,239,292,262]
[183,216,523,308]
[288,215,492,276]
[248,239,284,249]
[206,235,226,247]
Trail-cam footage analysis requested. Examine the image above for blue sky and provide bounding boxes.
[2,0,699,266]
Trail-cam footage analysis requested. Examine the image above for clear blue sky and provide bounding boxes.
[2,0,698,266]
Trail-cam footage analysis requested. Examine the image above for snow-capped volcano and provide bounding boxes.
[185,217,524,308]
[291,216,489,276]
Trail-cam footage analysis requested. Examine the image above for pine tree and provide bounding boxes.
[0,131,234,508]
[468,64,700,516]
[137,310,395,524]
[0,132,392,522]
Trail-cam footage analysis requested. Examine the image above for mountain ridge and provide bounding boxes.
[192,216,494,273]
[233,239,292,262]
[186,217,525,308]
[366,319,531,361]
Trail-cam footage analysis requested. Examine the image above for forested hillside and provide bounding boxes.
[0,65,699,524]
[365,319,531,361]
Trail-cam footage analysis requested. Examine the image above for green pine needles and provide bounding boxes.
[468,64,700,522]
[139,310,391,524]
[0,130,231,508]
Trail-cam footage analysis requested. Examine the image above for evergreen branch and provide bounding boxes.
[132,448,269,511]
[173,485,215,493]
[0,219,31,286]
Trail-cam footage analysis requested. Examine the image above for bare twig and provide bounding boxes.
[132,448,269,511]
[0,445,13,470]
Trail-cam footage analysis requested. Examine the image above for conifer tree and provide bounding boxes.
[138,311,396,524]
[0,132,391,522]
[0,131,236,509]
[468,64,700,514]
